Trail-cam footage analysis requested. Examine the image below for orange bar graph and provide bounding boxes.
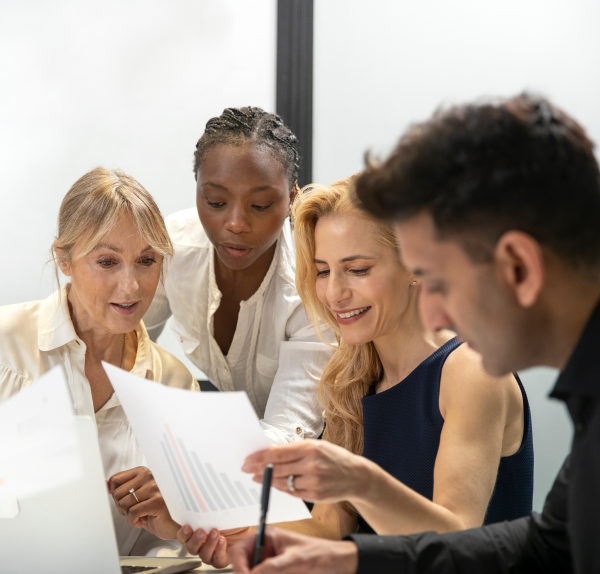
[165,424,209,513]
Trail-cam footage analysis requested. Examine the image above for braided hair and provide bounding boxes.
[194,107,300,187]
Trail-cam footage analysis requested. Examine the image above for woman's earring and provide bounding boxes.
[412,281,417,285]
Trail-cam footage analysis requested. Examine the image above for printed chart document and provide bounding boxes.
[0,366,81,505]
[104,363,311,531]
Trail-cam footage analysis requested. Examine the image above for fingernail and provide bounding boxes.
[183,525,192,536]
[218,537,225,546]
[195,529,205,540]
[241,463,249,472]
[210,529,218,539]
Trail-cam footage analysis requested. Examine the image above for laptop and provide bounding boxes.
[0,416,202,574]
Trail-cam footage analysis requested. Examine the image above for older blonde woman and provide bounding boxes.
[0,167,198,556]
[241,175,533,540]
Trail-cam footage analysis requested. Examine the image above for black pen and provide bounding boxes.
[253,463,273,567]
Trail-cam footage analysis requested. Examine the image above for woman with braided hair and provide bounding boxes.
[143,107,335,445]
[106,108,337,567]
[107,108,335,567]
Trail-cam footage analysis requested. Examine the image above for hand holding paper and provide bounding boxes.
[104,363,310,532]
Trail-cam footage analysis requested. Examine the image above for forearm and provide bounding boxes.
[347,513,569,574]
[348,459,573,574]
[272,517,341,540]
[349,460,465,535]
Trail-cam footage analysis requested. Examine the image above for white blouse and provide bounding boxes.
[144,209,335,445]
[0,285,199,556]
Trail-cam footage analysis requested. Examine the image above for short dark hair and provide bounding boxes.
[193,107,300,186]
[355,94,600,272]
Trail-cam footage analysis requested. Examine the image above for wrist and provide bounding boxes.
[346,456,377,505]
[334,541,359,574]
[163,518,182,540]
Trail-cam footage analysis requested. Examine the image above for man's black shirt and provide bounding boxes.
[347,299,600,573]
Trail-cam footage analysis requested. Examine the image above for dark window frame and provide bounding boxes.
[276,0,314,187]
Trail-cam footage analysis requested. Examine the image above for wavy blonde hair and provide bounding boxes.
[52,167,173,284]
[293,174,400,457]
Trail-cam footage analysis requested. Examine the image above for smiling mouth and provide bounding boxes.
[337,306,371,319]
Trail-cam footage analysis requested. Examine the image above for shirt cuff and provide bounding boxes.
[345,534,409,573]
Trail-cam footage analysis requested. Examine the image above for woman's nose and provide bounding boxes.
[326,272,351,306]
[118,267,140,295]
[224,206,251,234]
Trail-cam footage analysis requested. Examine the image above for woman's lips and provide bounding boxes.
[334,306,372,325]
[222,245,252,258]
[110,301,140,315]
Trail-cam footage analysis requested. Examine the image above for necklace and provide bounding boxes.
[119,333,126,369]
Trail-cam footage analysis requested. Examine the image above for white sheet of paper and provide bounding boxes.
[0,366,82,501]
[104,363,311,531]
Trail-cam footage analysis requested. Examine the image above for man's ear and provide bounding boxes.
[494,231,544,308]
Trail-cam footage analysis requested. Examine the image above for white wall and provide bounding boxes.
[314,0,600,183]
[313,0,597,511]
[0,0,276,378]
[518,367,571,511]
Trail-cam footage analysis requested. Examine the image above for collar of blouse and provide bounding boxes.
[37,283,154,380]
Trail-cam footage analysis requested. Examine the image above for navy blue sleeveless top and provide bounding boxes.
[357,337,533,534]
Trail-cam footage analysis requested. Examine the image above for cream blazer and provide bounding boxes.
[0,284,199,556]
[144,209,335,445]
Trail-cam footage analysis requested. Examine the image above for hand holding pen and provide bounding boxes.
[253,463,273,567]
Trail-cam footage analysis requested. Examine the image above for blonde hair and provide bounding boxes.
[52,167,173,282]
[293,174,400,457]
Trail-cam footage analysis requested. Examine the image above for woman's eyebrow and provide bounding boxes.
[201,181,227,190]
[93,243,121,253]
[314,255,376,264]
[249,185,281,193]
[91,244,153,254]
[340,255,375,263]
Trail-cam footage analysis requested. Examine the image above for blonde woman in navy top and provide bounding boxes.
[239,175,533,543]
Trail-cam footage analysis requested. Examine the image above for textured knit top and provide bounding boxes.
[357,337,533,534]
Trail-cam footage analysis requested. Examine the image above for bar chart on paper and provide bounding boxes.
[104,361,312,531]
[161,424,261,514]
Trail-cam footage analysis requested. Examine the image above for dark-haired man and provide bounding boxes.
[229,94,600,573]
